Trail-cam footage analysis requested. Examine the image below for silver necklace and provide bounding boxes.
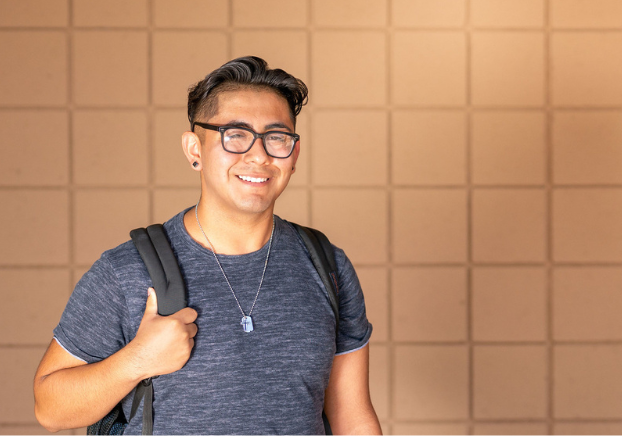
[194,203,274,333]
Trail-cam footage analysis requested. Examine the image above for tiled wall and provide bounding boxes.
[1,0,622,435]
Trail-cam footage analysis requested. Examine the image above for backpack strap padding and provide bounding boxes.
[291,223,340,334]
[128,224,187,435]
[130,224,187,316]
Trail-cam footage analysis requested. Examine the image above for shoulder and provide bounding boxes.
[276,217,351,271]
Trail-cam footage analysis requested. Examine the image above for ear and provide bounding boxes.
[290,139,301,173]
[182,131,202,171]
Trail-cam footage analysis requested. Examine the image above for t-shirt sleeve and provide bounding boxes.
[53,253,131,364]
[333,247,373,355]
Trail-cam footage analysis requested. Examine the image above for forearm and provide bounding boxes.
[345,409,382,435]
[34,341,146,432]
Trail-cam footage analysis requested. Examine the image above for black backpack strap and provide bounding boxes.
[130,224,187,316]
[290,222,339,436]
[128,224,186,435]
[290,223,340,335]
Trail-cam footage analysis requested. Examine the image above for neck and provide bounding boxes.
[184,200,275,255]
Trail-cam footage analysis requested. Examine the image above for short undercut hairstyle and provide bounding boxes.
[187,56,308,128]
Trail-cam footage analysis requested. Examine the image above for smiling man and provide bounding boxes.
[34,57,381,435]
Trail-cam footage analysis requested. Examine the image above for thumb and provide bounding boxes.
[144,287,159,316]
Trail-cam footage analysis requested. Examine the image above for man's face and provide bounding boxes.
[196,88,300,217]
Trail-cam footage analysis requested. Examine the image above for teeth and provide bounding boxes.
[238,175,268,183]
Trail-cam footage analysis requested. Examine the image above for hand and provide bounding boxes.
[130,288,198,379]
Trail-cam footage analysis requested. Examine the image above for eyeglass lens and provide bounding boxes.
[223,128,295,158]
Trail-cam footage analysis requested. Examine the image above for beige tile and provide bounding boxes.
[473,267,547,342]
[73,110,148,186]
[153,188,200,224]
[0,190,69,265]
[471,0,545,28]
[392,423,470,435]
[312,189,387,264]
[273,187,309,226]
[0,110,68,186]
[0,269,69,345]
[392,267,467,341]
[393,189,468,263]
[356,267,389,343]
[472,111,546,185]
[554,422,622,435]
[312,0,387,27]
[474,422,549,435]
[472,32,545,107]
[474,345,547,419]
[154,0,228,28]
[311,110,387,186]
[0,32,67,106]
[312,31,386,106]
[0,0,67,27]
[553,111,622,185]
[232,0,307,27]
[232,31,308,84]
[369,344,389,420]
[551,0,622,28]
[472,189,546,263]
[555,345,622,418]
[154,109,196,187]
[73,0,147,27]
[553,189,622,262]
[392,110,466,185]
[74,189,149,265]
[552,33,622,106]
[554,267,622,341]
[394,345,469,419]
[392,0,465,28]
[0,347,46,423]
[152,31,228,106]
[73,31,147,106]
[392,31,466,106]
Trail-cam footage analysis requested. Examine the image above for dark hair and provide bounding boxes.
[187,56,308,127]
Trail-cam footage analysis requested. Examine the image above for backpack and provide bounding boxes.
[87,221,340,435]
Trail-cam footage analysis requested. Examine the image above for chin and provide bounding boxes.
[234,199,274,215]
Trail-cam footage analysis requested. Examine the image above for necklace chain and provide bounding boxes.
[195,203,274,319]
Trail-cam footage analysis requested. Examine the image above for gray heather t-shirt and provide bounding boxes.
[54,209,372,435]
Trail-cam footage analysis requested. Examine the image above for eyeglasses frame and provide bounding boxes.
[191,121,300,159]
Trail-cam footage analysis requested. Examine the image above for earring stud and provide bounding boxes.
[192,162,199,168]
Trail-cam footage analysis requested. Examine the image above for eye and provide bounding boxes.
[225,129,250,140]
[266,133,287,142]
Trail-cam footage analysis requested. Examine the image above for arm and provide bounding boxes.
[323,344,382,435]
[34,288,197,432]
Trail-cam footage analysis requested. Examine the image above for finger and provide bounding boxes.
[144,287,158,316]
[188,323,198,339]
[177,307,198,323]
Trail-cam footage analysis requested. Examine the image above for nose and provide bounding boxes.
[243,136,270,165]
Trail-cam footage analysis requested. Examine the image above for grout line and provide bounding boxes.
[545,0,555,432]
[147,0,154,223]
[67,0,76,300]
[306,0,313,228]
[385,0,395,427]
[465,0,474,432]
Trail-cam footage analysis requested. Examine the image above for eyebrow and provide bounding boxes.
[225,120,293,132]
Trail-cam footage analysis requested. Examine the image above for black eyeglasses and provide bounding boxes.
[192,122,299,159]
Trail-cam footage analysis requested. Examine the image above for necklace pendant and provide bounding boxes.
[241,315,254,333]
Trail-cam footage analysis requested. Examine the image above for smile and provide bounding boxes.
[237,175,269,183]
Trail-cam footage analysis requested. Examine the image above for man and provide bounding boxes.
[34,56,381,435]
